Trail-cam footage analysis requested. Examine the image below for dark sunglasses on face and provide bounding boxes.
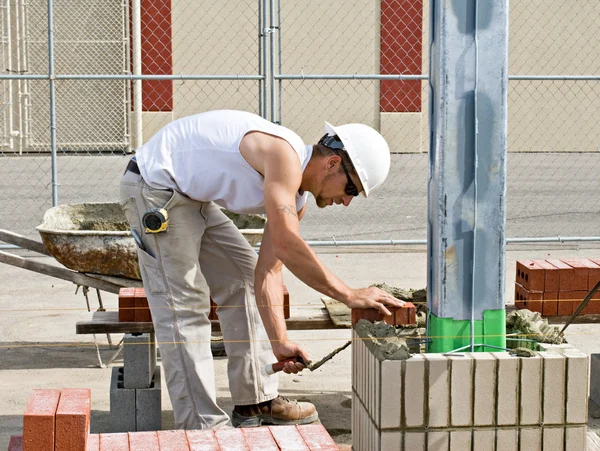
[318,134,360,197]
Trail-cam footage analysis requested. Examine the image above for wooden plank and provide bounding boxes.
[0,229,51,255]
[76,309,339,334]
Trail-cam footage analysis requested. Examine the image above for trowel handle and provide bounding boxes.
[265,356,306,375]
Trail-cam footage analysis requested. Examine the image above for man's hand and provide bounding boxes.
[272,341,311,374]
[344,287,406,316]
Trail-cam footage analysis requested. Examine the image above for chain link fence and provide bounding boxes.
[0,0,599,244]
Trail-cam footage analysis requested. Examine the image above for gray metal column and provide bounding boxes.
[427,0,509,353]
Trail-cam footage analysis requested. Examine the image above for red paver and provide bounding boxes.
[297,424,340,450]
[186,430,220,451]
[532,259,560,292]
[214,428,249,450]
[87,434,100,451]
[269,426,310,451]
[542,291,558,316]
[129,431,159,451]
[514,283,542,313]
[516,260,546,292]
[118,287,136,322]
[99,433,130,451]
[8,435,23,451]
[242,427,279,450]
[55,388,91,451]
[23,389,61,451]
[157,430,190,450]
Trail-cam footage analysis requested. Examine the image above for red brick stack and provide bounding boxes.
[515,258,600,316]
[351,302,417,326]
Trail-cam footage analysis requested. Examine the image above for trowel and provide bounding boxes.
[265,340,351,375]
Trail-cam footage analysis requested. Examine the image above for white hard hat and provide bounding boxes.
[324,121,391,197]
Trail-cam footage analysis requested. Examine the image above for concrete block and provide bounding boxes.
[565,425,587,451]
[55,388,91,451]
[86,434,99,451]
[494,352,519,426]
[242,427,278,450]
[449,355,473,427]
[110,367,136,432]
[403,432,426,451]
[496,428,517,451]
[424,353,449,428]
[536,343,575,353]
[427,431,449,451]
[590,354,600,406]
[98,433,129,451]
[449,430,471,451]
[157,430,189,450]
[564,349,589,424]
[472,352,496,427]
[186,429,220,451]
[269,426,310,451]
[519,428,542,451]
[403,354,426,428]
[472,429,494,451]
[380,359,402,429]
[297,425,339,451]
[8,435,23,451]
[541,352,566,425]
[136,365,162,431]
[379,431,401,451]
[542,427,564,451]
[23,389,61,451]
[519,354,542,426]
[123,333,156,389]
[128,431,158,451]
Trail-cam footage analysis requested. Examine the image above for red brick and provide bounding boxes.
[157,430,190,450]
[186,430,219,451]
[269,426,310,450]
[241,427,278,450]
[561,259,591,291]
[514,283,542,313]
[86,434,100,451]
[99,433,129,451]
[128,431,158,451]
[532,259,560,292]
[283,285,290,319]
[580,259,600,290]
[23,389,61,451]
[351,303,416,326]
[8,435,23,451]
[118,287,136,322]
[546,259,588,292]
[586,290,600,315]
[516,260,546,292]
[55,388,91,451]
[134,288,152,322]
[214,428,248,450]
[542,292,558,317]
[557,291,586,316]
[297,424,339,450]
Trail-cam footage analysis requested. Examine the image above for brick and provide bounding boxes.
[86,434,99,451]
[136,366,162,431]
[449,430,471,451]
[565,426,587,451]
[110,367,136,432]
[520,428,542,450]
[128,431,158,451]
[472,353,496,427]
[23,389,61,451]
[380,431,401,451]
[558,291,587,316]
[8,435,23,451]
[269,426,310,450]
[55,388,91,451]
[351,303,416,326]
[496,429,517,451]
[424,354,449,428]
[541,352,566,425]
[124,333,155,389]
[534,259,560,292]
[118,287,136,322]
[519,355,542,426]
[99,433,130,451]
[564,349,589,424]
[580,259,600,290]
[472,430,494,451]
[590,354,600,407]
[157,430,190,450]
[542,291,558,317]
[448,355,473,427]
[214,428,249,450]
[403,432,425,451]
[379,360,402,429]
[134,288,152,322]
[516,260,546,292]
[561,259,591,290]
[494,353,519,426]
[542,427,564,451]
[547,259,587,292]
[186,430,220,451]
[241,427,278,451]
[297,425,339,450]
[402,354,426,428]
[427,431,449,451]
[514,283,542,313]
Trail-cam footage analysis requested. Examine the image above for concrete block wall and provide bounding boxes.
[351,329,589,451]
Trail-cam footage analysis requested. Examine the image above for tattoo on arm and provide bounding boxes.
[277,205,298,216]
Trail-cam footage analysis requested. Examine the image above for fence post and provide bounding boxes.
[46,0,57,206]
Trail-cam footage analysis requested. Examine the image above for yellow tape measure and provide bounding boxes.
[142,208,169,233]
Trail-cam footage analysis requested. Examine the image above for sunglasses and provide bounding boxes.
[318,134,359,197]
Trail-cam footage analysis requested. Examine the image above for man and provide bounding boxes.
[119,109,405,430]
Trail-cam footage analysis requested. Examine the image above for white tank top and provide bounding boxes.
[135,110,312,214]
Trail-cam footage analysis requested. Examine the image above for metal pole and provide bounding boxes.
[47,0,58,206]
[131,0,142,149]
[262,0,268,119]
[277,0,281,124]
[258,0,262,117]
[268,0,275,122]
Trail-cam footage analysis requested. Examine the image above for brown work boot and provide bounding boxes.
[232,396,318,427]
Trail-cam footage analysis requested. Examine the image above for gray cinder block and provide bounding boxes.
[110,366,136,432]
[136,365,162,431]
[124,333,156,389]
[590,354,600,406]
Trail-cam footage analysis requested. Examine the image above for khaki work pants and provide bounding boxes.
[120,169,278,429]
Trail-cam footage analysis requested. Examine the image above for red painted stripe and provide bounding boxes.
[380,0,423,112]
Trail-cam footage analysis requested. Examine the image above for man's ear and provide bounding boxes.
[326,155,340,171]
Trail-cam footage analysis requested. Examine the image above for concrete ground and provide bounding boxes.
[2,243,600,449]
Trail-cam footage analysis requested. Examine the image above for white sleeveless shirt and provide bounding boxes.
[135,110,312,214]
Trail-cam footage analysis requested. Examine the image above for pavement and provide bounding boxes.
[2,243,600,448]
